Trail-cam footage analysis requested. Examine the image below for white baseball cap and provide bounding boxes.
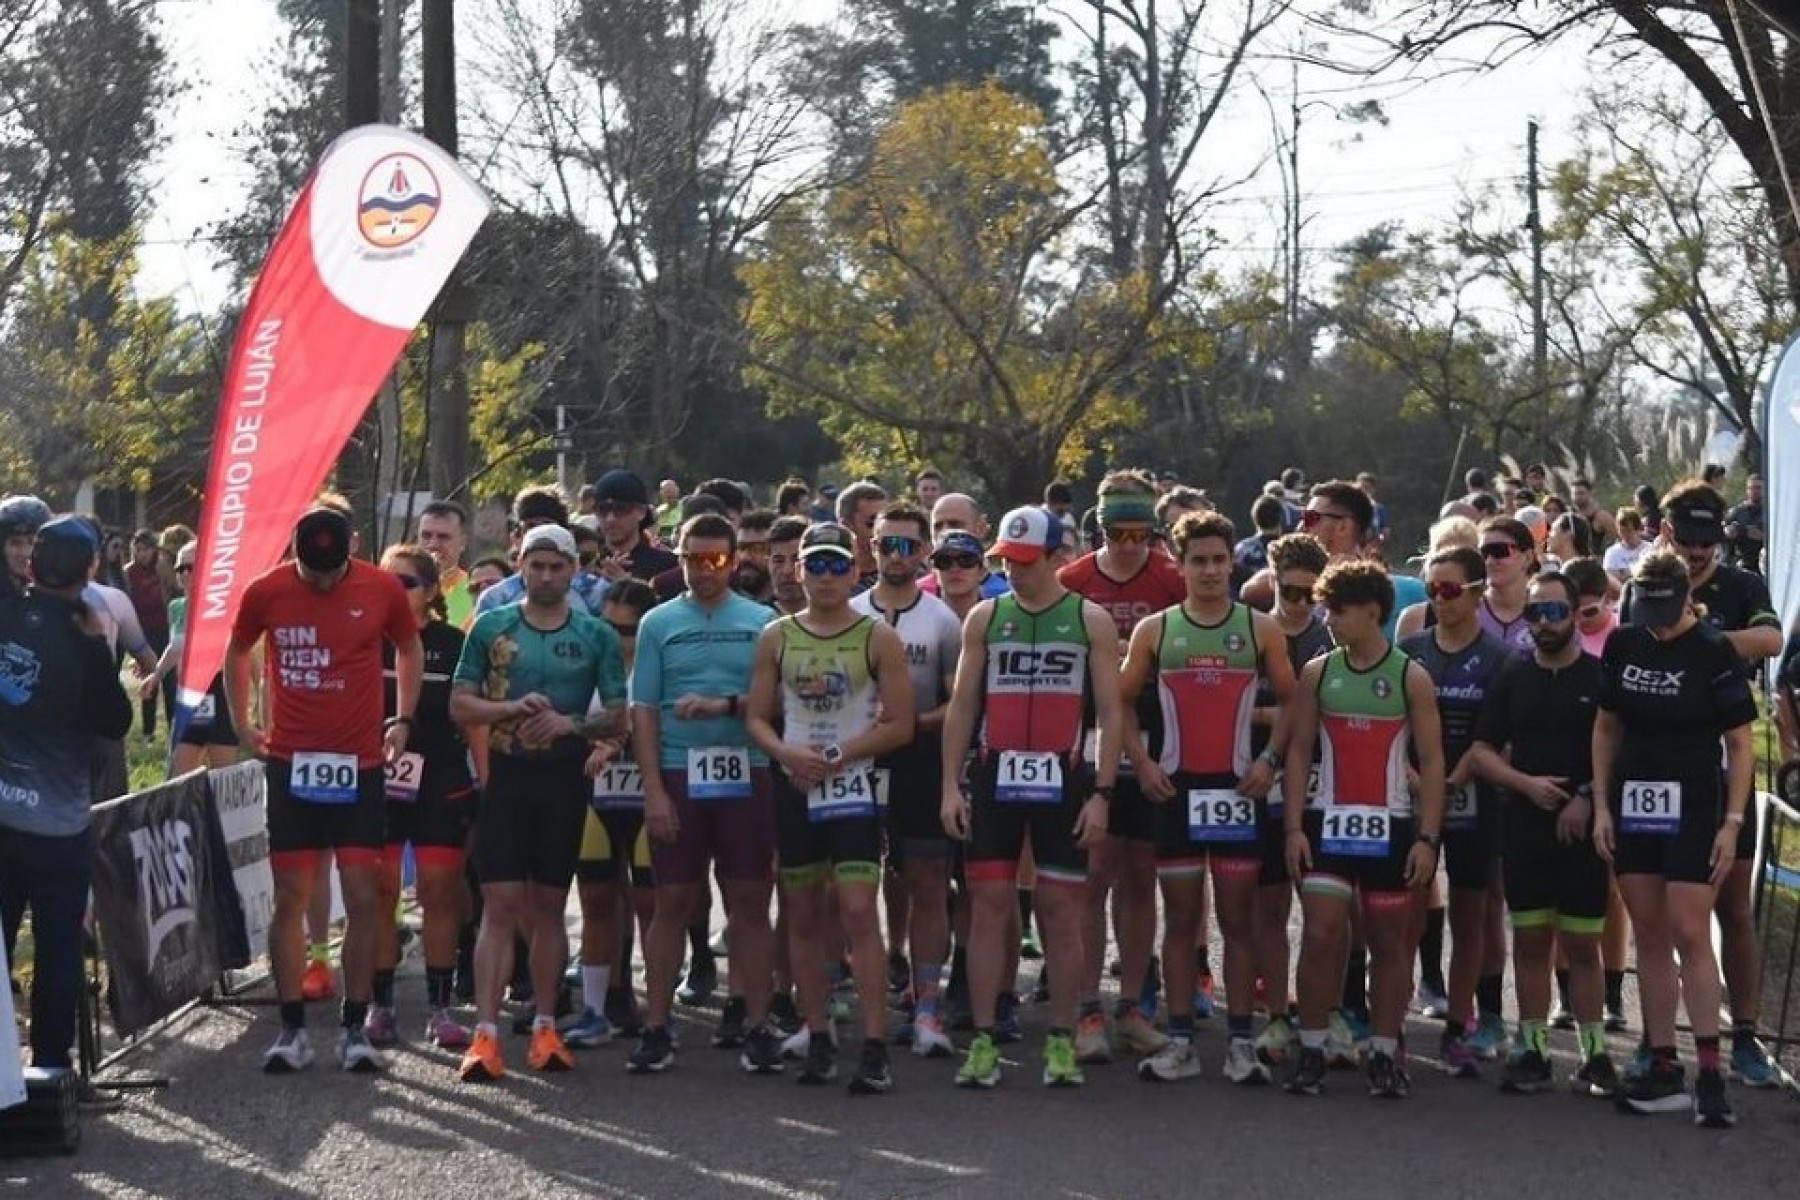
[519,524,578,561]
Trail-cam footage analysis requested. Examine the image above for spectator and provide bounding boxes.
[1723,473,1765,575]
[124,528,173,737]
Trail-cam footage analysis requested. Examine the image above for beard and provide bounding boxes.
[732,562,772,599]
[1531,624,1574,654]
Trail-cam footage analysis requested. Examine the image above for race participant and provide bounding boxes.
[0,494,52,596]
[1594,551,1754,1127]
[591,469,679,584]
[566,578,660,1047]
[1058,470,1183,1062]
[768,516,809,617]
[1620,482,1782,1087]
[914,468,945,510]
[1604,509,1650,581]
[1565,558,1618,655]
[930,531,1001,619]
[0,517,133,1082]
[942,506,1123,1087]
[851,505,962,1058]
[747,523,914,1091]
[1398,547,1509,1078]
[1282,560,1445,1098]
[475,486,609,617]
[1477,517,1539,656]
[1722,474,1764,575]
[1467,571,1617,1095]
[1240,480,1372,611]
[1248,533,1333,1068]
[627,514,781,1075]
[1569,478,1618,545]
[1125,512,1294,1084]
[834,481,888,593]
[416,500,476,628]
[922,495,1009,602]
[731,509,778,604]
[450,524,627,1081]
[227,507,422,1074]
[1232,495,1286,597]
[140,541,241,773]
[365,545,477,1052]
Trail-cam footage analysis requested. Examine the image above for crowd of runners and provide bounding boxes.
[0,457,1788,1131]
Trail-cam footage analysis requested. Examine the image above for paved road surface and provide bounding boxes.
[10,913,1800,1199]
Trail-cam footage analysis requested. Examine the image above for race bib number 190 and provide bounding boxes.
[688,746,751,800]
[995,751,1062,805]
[1321,807,1390,858]
[1620,780,1680,836]
[292,752,358,805]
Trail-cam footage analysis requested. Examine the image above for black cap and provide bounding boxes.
[1667,498,1724,546]
[30,515,97,589]
[1630,576,1689,628]
[800,522,856,559]
[294,507,351,573]
[594,469,651,507]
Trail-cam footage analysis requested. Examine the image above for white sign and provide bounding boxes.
[0,938,24,1110]
[210,762,275,960]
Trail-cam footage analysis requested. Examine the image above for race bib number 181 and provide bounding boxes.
[1620,780,1680,836]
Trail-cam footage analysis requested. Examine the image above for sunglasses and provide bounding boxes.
[1578,603,1606,620]
[1301,509,1348,530]
[878,535,922,558]
[1523,600,1572,624]
[1278,583,1314,605]
[1426,580,1481,602]
[932,553,981,570]
[1105,526,1153,545]
[175,564,193,575]
[803,554,854,576]
[392,573,423,591]
[1479,542,1518,560]
[681,550,733,571]
[608,619,639,638]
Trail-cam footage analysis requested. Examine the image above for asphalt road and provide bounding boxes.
[10,911,1800,1200]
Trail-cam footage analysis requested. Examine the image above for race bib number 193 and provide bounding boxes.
[1188,789,1256,843]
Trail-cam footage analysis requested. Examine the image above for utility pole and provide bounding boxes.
[343,0,382,544]
[422,0,473,503]
[373,0,405,547]
[1527,118,1549,459]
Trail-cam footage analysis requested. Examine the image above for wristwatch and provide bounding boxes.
[1092,784,1116,803]
[822,743,844,766]
[1416,830,1442,850]
[1257,747,1282,769]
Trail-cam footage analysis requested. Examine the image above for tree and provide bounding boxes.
[741,82,1172,503]
[1309,2,1800,315]
[0,231,211,506]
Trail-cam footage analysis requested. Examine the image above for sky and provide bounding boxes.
[139,0,1597,315]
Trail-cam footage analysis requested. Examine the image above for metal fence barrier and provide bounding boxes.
[1752,768,1800,1092]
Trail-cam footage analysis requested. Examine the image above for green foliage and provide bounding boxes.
[742,82,1162,503]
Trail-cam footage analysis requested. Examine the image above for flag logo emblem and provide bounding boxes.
[357,154,442,249]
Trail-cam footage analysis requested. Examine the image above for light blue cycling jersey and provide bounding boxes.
[475,570,609,618]
[630,590,773,768]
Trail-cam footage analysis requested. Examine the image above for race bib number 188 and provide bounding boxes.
[1321,808,1389,858]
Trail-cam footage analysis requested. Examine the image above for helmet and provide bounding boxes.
[0,494,51,539]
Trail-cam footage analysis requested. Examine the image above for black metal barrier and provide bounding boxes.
[1754,764,1800,1091]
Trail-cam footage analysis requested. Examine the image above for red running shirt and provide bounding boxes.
[233,559,419,767]
[1058,551,1185,643]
